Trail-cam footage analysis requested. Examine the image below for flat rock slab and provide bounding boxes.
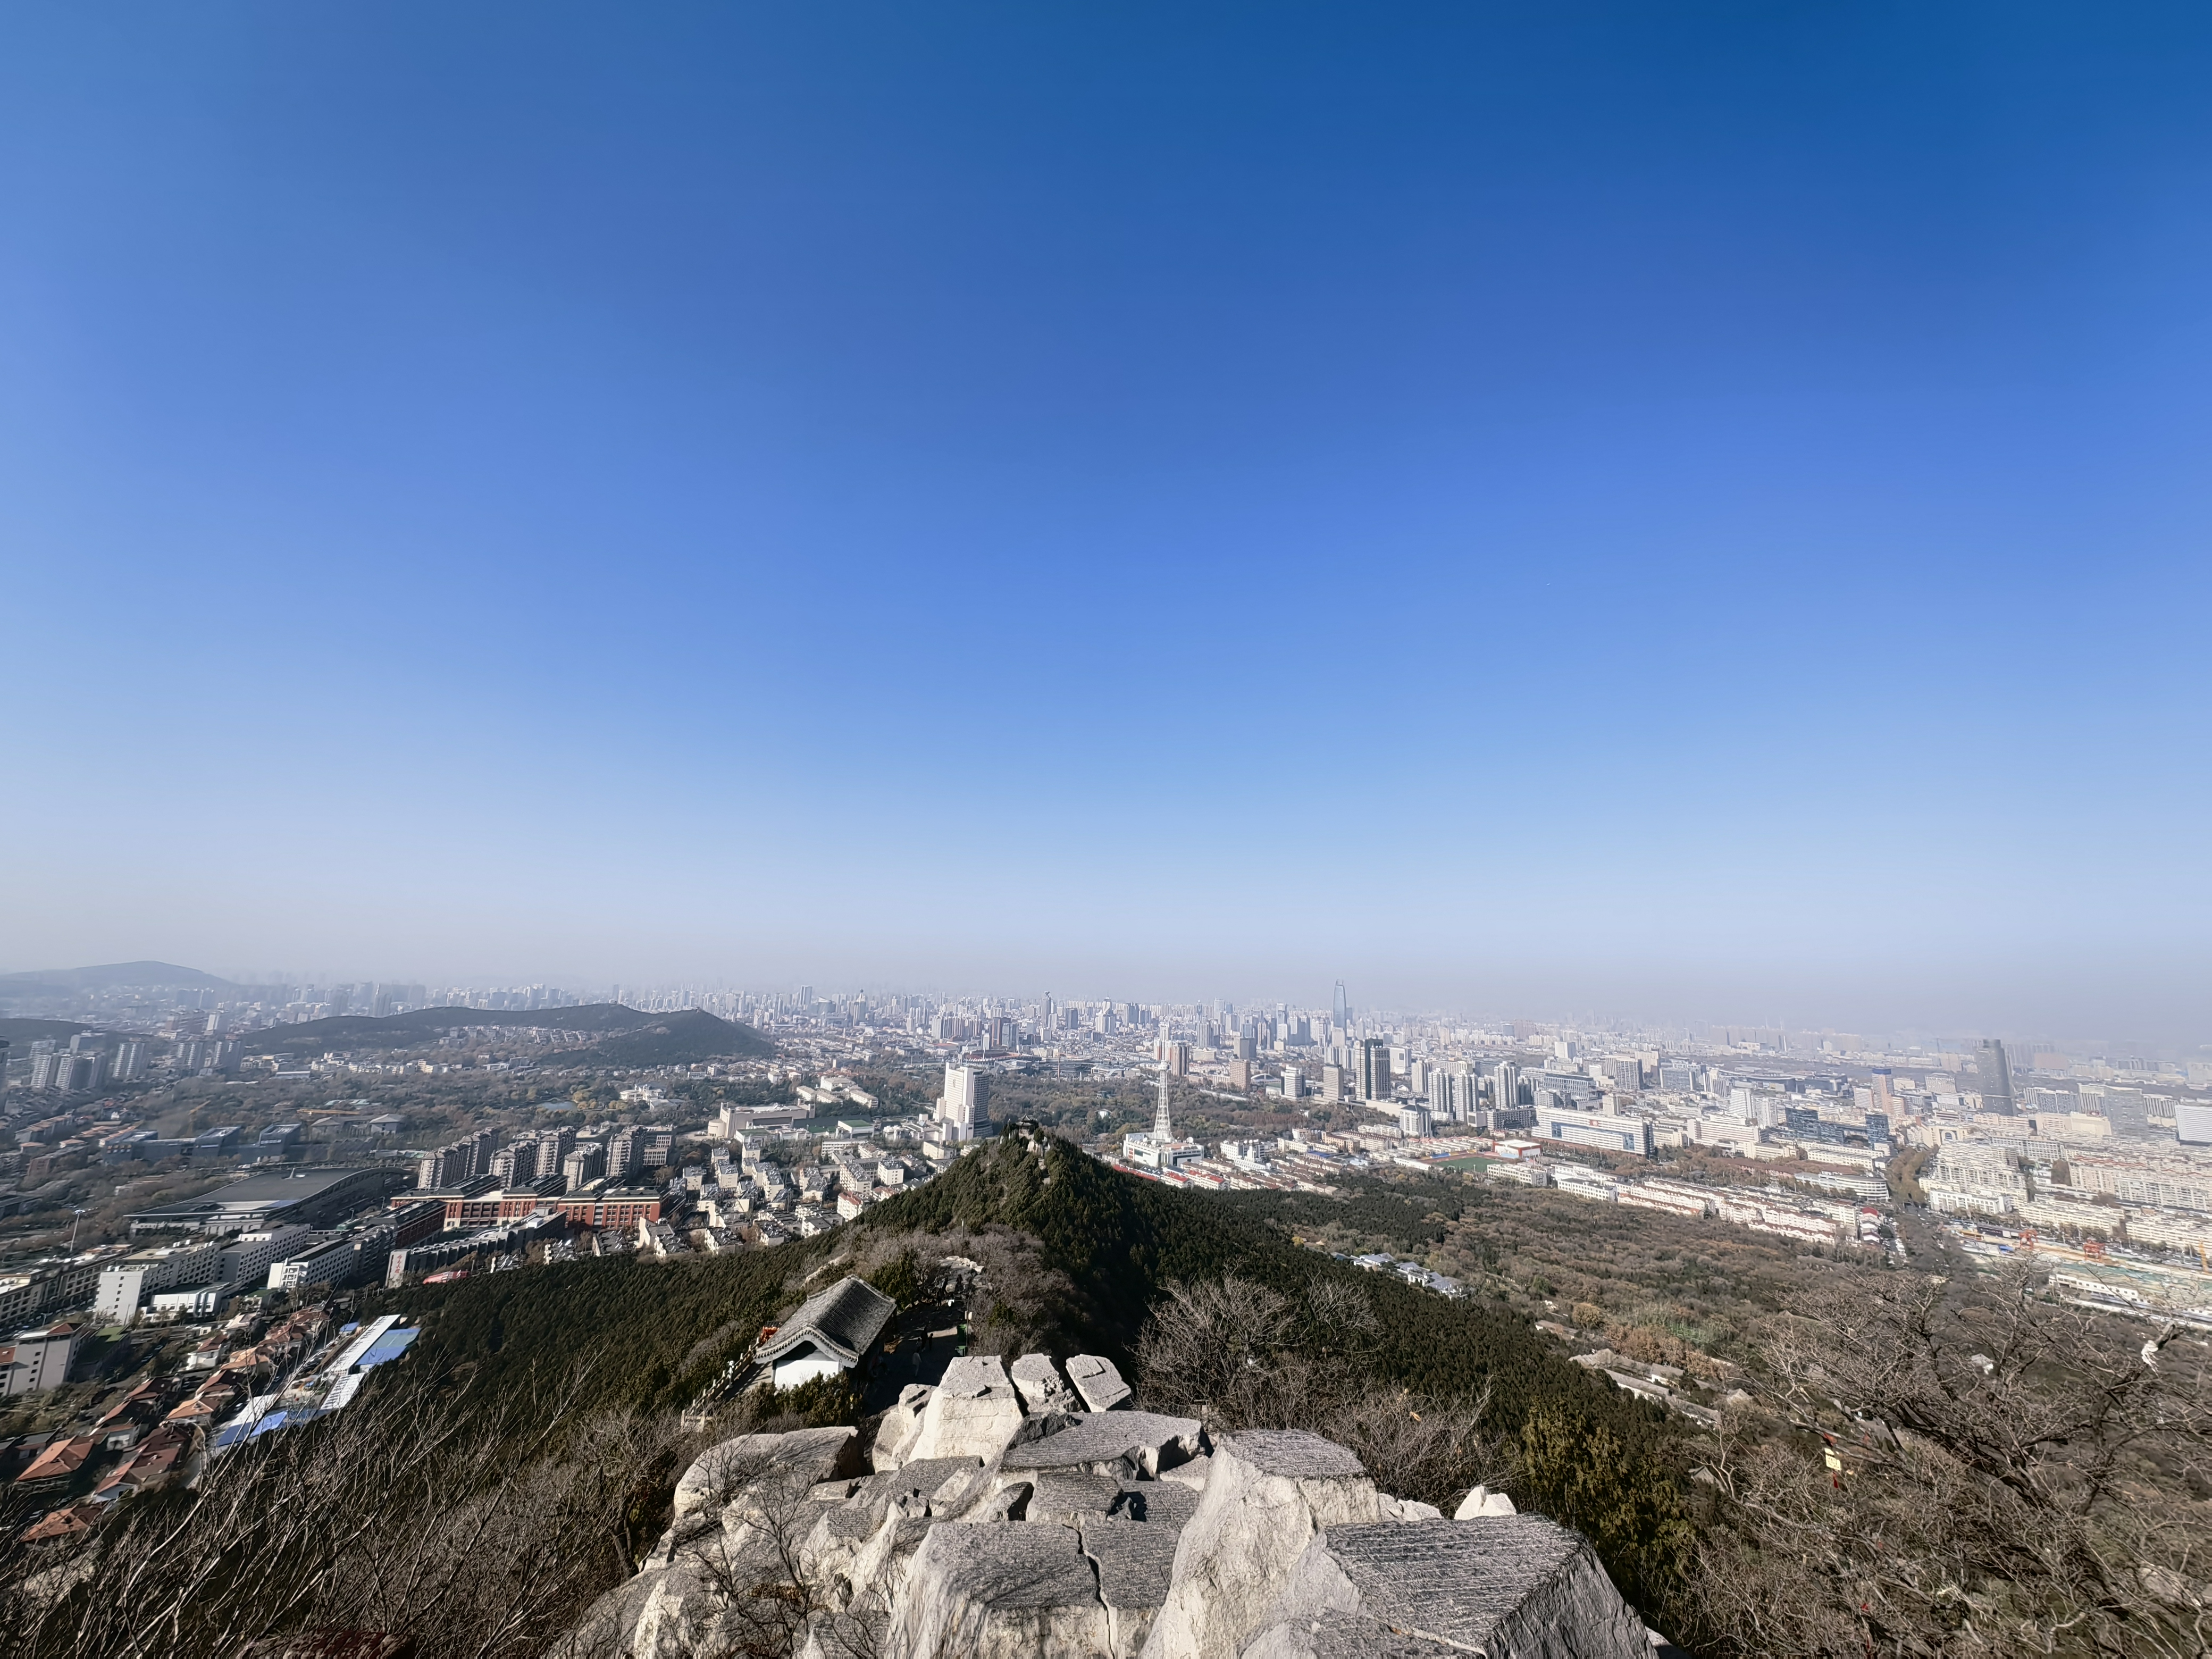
[888,1518,1112,1658]
[1067,1353,1132,1411]
[1110,1482,1199,1529]
[1217,1430,1365,1480]
[1247,1516,1650,1659]
[1027,1469,1127,1523]
[1081,1516,1185,1610]
[1001,1411,1206,1478]
[673,1427,859,1519]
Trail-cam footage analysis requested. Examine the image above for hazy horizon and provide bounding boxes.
[6,8,2210,1047]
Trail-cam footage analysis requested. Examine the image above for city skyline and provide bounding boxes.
[6,8,2212,1041]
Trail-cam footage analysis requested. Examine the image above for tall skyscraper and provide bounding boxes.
[1332,982,1349,1028]
[1358,1038,1392,1102]
[938,1063,990,1140]
[1493,1062,1521,1115]
[1978,1040,2016,1116]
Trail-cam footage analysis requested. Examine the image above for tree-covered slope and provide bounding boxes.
[859,1133,1661,1445]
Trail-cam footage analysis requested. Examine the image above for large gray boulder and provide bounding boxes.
[1067,1353,1132,1411]
[1238,1516,1650,1659]
[907,1355,1028,1464]
[1000,1411,1208,1480]
[886,1520,1113,1657]
[1139,1430,1379,1659]
[674,1427,860,1520]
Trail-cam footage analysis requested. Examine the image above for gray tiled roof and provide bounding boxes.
[758,1276,896,1369]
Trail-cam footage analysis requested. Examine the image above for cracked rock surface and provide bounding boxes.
[570,1366,1652,1659]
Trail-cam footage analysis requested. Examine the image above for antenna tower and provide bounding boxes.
[1154,1065,1175,1141]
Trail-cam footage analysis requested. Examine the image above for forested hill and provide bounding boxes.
[244,1003,772,1062]
[857,1133,1661,1447]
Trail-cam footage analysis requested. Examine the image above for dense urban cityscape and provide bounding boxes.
[6,963,2211,1494]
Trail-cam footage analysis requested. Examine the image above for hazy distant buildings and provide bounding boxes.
[1978,1040,2016,1116]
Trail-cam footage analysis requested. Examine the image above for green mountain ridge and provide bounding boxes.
[246,1003,773,1065]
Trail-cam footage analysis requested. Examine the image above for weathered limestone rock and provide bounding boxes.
[872,1383,934,1471]
[674,1426,860,1521]
[1111,1482,1199,1529]
[1377,1495,1444,1522]
[1159,1452,1212,1492]
[906,1355,1028,1464]
[1453,1484,1516,1519]
[1239,1516,1651,1659]
[1067,1353,1133,1411]
[847,1511,933,1601]
[1011,1352,1080,1413]
[1027,1468,1127,1523]
[886,1518,1113,1657]
[1139,1430,1379,1659]
[1000,1410,1208,1479]
[1239,1611,1462,1658]
[853,1456,987,1522]
[1083,1516,1186,1658]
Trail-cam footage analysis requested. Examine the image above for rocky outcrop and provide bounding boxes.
[575,1371,1656,1659]
[1139,1431,1380,1659]
[1067,1353,1133,1411]
[907,1355,1028,1464]
[673,1426,860,1520]
[1012,1352,1080,1413]
[1000,1410,1208,1480]
[1240,1516,1651,1659]
[886,1520,1115,1657]
[873,1382,935,1471]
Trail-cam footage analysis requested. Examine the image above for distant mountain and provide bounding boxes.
[0,1018,90,1047]
[564,1009,774,1067]
[0,961,245,992]
[246,1002,773,1065]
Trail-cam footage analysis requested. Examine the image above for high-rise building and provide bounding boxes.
[110,1041,147,1084]
[1321,1063,1345,1104]
[1281,1066,1304,1102]
[937,1064,990,1141]
[1332,982,1349,1028]
[1978,1040,2016,1116]
[1492,1062,1521,1114]
[1163,1041,1191,1078]
[1870,1067,1895,1115]
[1358,1038,1392,1102]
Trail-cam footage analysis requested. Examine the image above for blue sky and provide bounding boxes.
[4,4,2209,1042]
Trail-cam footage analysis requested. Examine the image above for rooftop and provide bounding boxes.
[756,1275,896,1370]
